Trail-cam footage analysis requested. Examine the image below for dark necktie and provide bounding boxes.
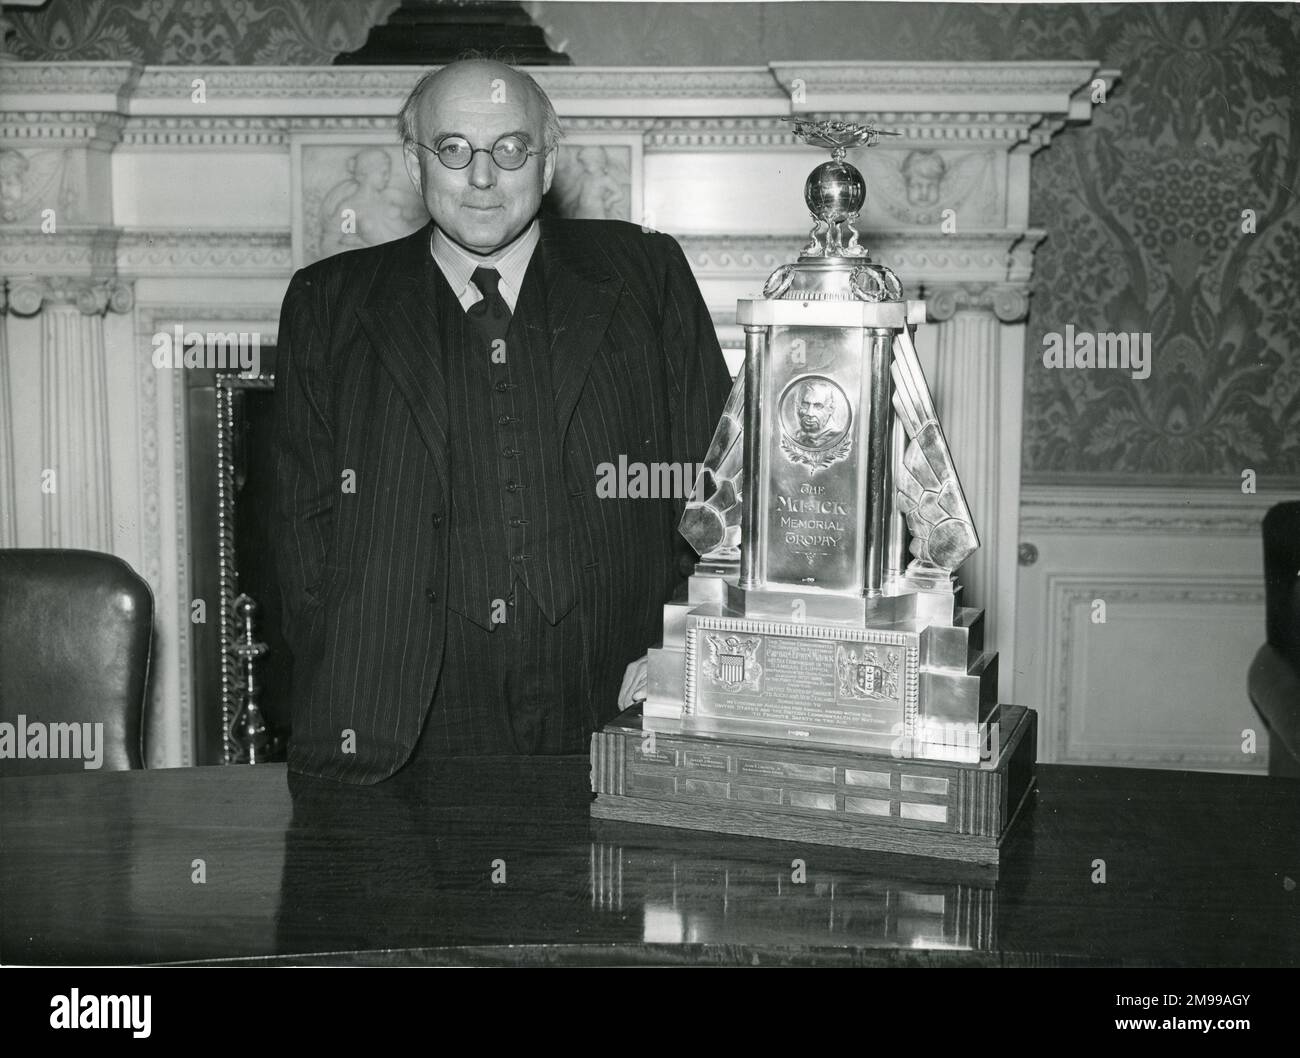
[467,265,512,346]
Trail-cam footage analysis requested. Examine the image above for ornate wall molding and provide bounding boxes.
[136,304,282,347]
[926,283,1030,324]
[0,226,134,315]
[644,117,794,151]
[0,111,1072,151]
[0,111,127,144]
[0,60,140,100]
[122,117,289,147]
[1020,483,1277,536]
[0,226,120,273]
[1,61,1098,176]
[132,65,412,100]
[2,228,292,280]
[642,114,1051,151]
[770,61,1101,101]
[6,276,133,316]
[128,65,780,104]
[814,113,1046,144]
[677,231,1042,290]
[118,230,292,276]
[1049,575,1265,768]
[540,67,783,100]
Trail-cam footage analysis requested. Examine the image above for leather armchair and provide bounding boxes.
[0,549,153,776]
[1247,502,1300,778]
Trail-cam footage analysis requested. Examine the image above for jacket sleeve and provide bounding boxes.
[272,269,337,648]
[655,231,735,546]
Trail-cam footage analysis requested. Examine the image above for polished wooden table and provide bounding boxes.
[2,758,1296,966]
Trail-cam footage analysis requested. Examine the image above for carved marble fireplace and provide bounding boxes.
[0,60,1105,766]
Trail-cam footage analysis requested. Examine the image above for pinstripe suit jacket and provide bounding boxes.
[273,218,733,783]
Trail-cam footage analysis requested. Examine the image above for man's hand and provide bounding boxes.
[618,655,649,710]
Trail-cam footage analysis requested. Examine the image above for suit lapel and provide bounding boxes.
[354,219,624,487]
[539,220,624,436]
[356,223,451,492]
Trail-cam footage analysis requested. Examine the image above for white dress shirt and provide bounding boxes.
[430,219,540,313]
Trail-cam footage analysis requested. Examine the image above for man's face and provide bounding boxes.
[402,63,557,254]
[798,385,834,435]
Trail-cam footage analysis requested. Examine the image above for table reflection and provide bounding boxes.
[588,826,998,951]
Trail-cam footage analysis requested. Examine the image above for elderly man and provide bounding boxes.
[794,379,839,448]
[273,59,732,783]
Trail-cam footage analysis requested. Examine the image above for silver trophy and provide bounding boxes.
[592,120,1036,863]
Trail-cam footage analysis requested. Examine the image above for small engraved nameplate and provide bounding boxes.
[788,790,837,811]
[845,796,891,816]
[737,758,835,784]
[679,778,730,799]
[900,775,949,795]
[844,769,892,789]
[683,751,730,772]
[734,784,782,805]
[900,802,947,823]
[630,772,674,795]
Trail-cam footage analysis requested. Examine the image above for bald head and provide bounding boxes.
[398,59,561,254]
[398,60,562,153]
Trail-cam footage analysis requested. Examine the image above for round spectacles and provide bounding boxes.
[410,134,543,172]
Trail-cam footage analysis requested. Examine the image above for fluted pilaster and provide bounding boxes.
[928,282,1029,676]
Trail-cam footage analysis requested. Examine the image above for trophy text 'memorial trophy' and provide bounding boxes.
[591,121,1037,864]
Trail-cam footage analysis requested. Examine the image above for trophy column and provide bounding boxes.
[739,325,766,591]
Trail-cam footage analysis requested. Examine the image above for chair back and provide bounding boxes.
[1262,502,1300,663]
[0,549,153,776]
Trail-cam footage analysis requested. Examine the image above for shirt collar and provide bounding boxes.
[430,219,540,303]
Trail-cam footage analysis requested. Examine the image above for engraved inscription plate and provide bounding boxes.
[688,616,916,749]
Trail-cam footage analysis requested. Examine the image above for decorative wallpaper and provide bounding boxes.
[4,0,401,64]
[1004,5,1300,482]
[7,1,1299,482]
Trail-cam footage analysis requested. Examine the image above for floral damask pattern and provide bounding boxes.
[5,0,401,64]
[1003,4,1300,480]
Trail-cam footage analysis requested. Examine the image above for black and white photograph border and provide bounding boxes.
[0,0,1296,1000]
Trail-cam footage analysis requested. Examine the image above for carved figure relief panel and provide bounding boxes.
[0,146,79,225]
[850,148,1003,229]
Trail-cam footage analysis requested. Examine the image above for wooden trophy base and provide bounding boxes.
[591,704,1037,865]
